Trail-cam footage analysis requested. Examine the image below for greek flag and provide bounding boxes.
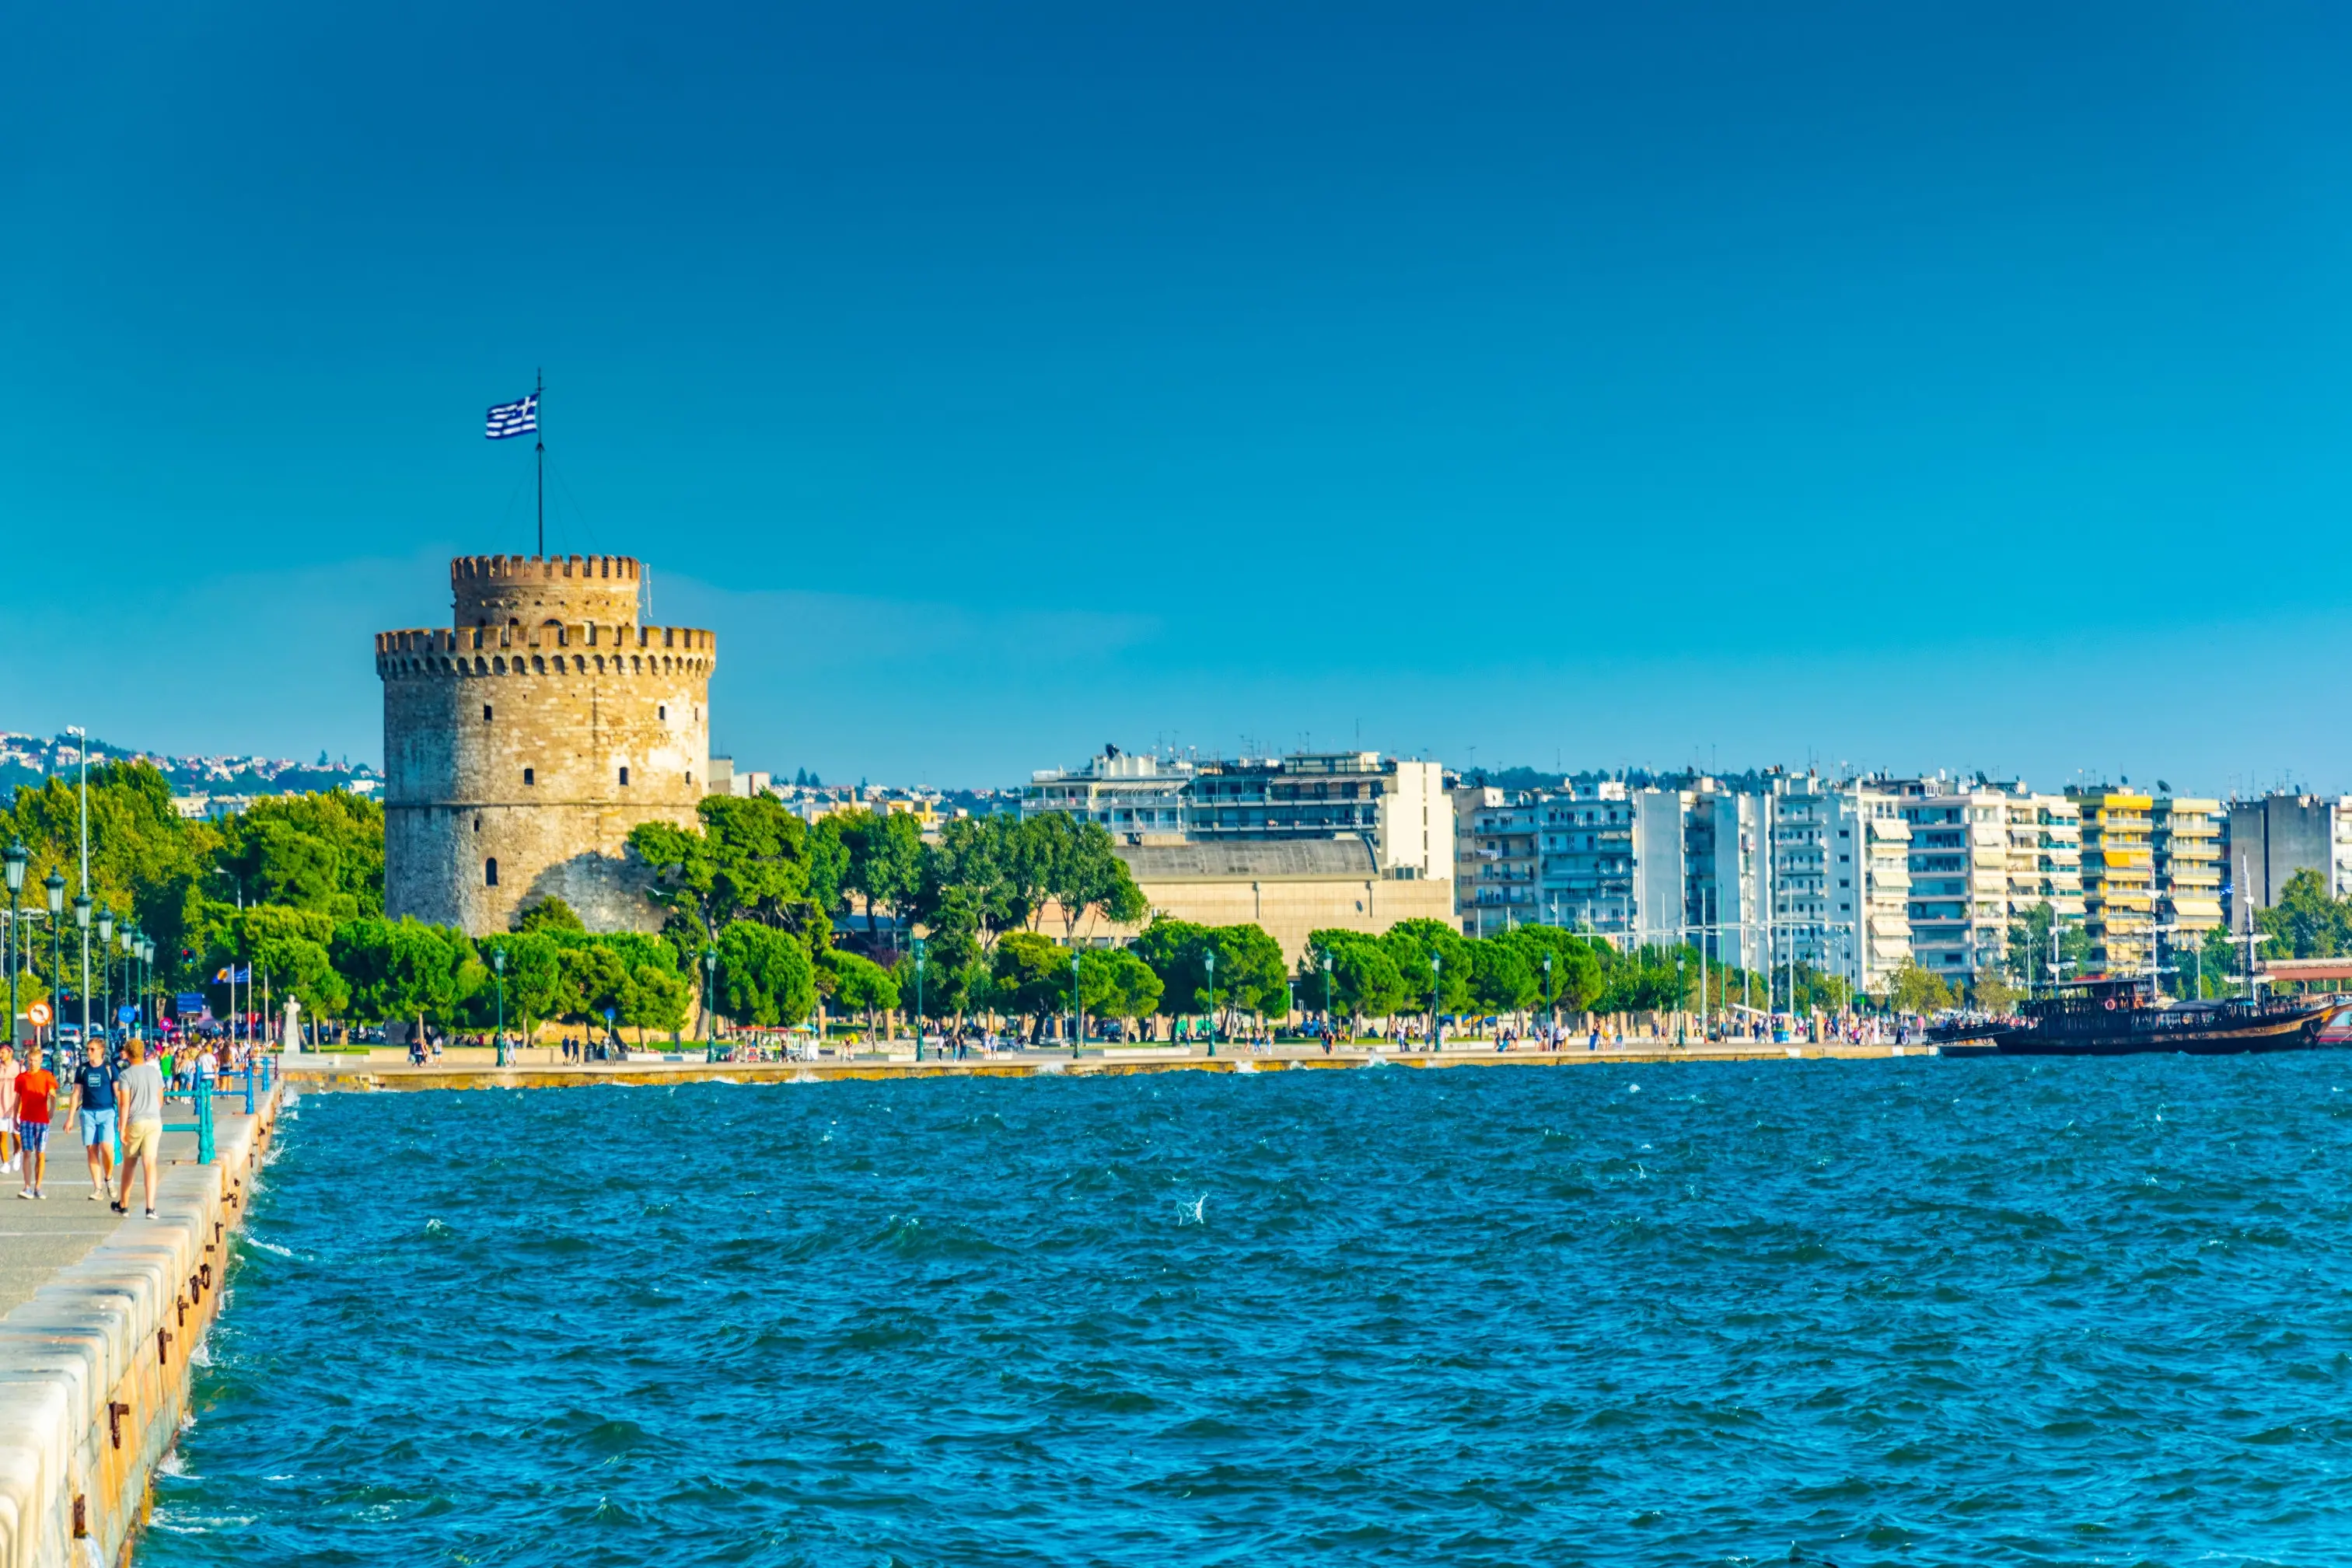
[485,393,539,440]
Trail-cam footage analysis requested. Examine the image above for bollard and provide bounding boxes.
[196,1083,215,1165]
[244,1067,255,1116]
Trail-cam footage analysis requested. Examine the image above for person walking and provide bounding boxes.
[70,1039,117,1201]
[112,1039,164,1220]
[15,1046,58,1200]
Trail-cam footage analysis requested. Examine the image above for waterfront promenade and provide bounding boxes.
[282,1035,1947,1091]
[0,1085,282,1566]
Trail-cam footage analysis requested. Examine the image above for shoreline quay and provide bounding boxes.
[283,1039,1950,1091]
[0,1084,283,1568]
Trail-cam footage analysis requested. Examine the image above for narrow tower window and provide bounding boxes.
[483,704,493,721]
[523,767,535,786]
[474,815,481,833]
[659,705,667,721]
[619,766,631,786]
[485,858,499,887]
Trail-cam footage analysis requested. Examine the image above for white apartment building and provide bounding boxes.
[1532,781,1637,936]
[1897,787,2011,987]
[1456,786,1541,934]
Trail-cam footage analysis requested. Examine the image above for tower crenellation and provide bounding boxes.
[377,554,717,936]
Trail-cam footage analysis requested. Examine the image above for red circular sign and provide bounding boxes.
[26,1001,51,1026]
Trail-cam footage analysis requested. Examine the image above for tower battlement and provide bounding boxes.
[378,554,715,937]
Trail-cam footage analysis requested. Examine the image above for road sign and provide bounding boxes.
[117,1006,138,1024]
[26,1001,51,1027]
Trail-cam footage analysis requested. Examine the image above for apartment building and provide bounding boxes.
[2152,797,2224,936]
[2078,789,2155,975]
[1893,787,2011,987]
[1456,786,1541,934]
[1532,781,1637,936]
[2225,793,2352,927]
[2004,793,2085,924]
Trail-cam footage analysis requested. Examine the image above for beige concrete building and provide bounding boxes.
[1050,840,1456,964]
[376,554,714,935]
[2078,789,2155,976]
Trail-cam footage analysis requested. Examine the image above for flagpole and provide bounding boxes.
[535,367,545,557]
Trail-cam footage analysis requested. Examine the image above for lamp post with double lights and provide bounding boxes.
[1428,955,1442,1053]
[121,924,140,1039]
[1542,952,1555,1047]
[140,938,156,1036]
[1069,947,1082,1061]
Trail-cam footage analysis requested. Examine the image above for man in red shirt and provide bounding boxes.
[15,1047,58,1200]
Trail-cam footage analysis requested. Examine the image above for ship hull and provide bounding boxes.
[1994,1011,2326,1056]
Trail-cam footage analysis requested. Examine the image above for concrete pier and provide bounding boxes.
[0,1087,282,1567]
[282,1038,1951,1092]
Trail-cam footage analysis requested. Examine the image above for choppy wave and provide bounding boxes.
[143,1057,2352,1565]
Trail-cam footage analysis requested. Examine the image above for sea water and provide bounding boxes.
[143,1057,2352,1566]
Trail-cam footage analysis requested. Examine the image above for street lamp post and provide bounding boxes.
[1676,948,1686,1046]
[1204,949,1216,1059]
[72,892,91,1051]
[1069,947,1082,1061]
[2,842,23,1049]
[1543,952,1554,1047]
[702,946,718,1057]
[1321,952,1334,1042]
[141,938,155,1036]
[122,925,140,1039]
[96,906,113,1044]
[1428,955,1442,1053]
[44,871,64,1048]
[913,938,927,1063]
[492,947,508,1067]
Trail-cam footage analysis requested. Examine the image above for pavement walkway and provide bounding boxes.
[0,1096,265,1318]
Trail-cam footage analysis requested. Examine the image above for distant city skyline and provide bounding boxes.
[8,5,2351,792]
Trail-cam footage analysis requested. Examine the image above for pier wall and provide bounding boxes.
[0,1088,281,1568]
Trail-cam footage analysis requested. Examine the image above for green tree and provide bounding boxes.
[214,791,386,918]
[1303,931,1412,1029]
[986,931,1068,1037]
[557,941,634,1047]
[2257,868,2352,960]
[1889,960,1953,1014]
[513,896,585,934]
[918,814,1048,946]
[330,917,479,1042]
[1032,814,1148,938]
[837,808,926,945]
[629,794,823,945]
[717,920,817,1027]
[1380,919,1476,1014]
[1078,947,1164,1029]
[1469,938,1540,1014]
[474,931,565,1038]
[820,947,901,1035]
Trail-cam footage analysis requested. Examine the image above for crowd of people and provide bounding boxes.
[2,1033,263,1213]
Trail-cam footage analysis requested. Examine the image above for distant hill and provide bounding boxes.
[0,732,379,802]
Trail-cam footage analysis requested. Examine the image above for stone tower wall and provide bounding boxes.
[377,555,715,936]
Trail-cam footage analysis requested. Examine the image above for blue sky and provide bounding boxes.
[5,3,2350,794]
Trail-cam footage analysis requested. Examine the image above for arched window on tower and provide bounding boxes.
[485,857,499,887]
